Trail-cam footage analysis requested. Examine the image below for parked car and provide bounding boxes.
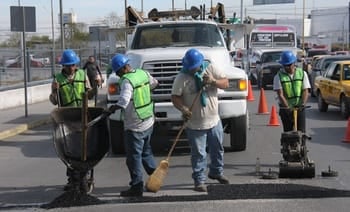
[314,60,350,119]
[310,55,350,97]
[5,55,45,68]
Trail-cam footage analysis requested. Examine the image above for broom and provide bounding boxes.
[145,88,203,192]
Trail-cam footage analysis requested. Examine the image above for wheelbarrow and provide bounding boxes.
[51,106,109,194]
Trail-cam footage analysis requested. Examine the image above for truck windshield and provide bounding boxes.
[131,23,225,49]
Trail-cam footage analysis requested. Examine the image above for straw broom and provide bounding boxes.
[146,88,202,192]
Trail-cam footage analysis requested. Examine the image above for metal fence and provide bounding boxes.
[0,47,110,90]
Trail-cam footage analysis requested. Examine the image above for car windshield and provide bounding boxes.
[261,52,282,63]
[322,57,350,70]
[131,23,225,49]
[307,50,329,57]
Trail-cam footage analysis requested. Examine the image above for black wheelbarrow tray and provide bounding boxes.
[50,107,109,173]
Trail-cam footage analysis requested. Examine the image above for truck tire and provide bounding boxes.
[109,119,125,154]
[229,113,248,151]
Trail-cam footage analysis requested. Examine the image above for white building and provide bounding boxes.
[310,6,349,49]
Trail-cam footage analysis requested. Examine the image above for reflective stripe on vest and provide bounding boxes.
[120,69,154,120]
[279,68,304,107]
[55,69,86,107]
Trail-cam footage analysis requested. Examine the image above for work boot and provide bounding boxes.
[194,183,207,192]
[120,182,143,197]
[208,174,230,184]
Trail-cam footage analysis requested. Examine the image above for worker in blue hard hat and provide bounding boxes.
[49,49,94,193]
[171,48,230,192]
[273,50,311,132]
[108,53,158,197]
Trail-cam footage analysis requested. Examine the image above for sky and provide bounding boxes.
[0,0,350,40]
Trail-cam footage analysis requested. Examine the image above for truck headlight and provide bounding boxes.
[226,79,247,91]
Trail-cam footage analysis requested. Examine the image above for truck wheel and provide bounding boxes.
[229,114,248,151]
[109,119,125,154]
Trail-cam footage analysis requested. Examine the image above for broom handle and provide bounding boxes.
[166,88,203,161]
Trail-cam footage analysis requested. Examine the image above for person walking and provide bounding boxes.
[83,55,103,103]
[171,48,230,192]
[49,49,94,193]
[107,53,158,197]
[273,50,311,132]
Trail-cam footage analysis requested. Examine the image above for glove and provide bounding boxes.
[202,73,216,87]
[108,104,118,114]
[181,106,192,122]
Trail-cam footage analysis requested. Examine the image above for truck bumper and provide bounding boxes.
[108,99,247,122]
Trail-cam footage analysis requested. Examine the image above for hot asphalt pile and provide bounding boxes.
[41,183,350,208]
[41,190,104,209]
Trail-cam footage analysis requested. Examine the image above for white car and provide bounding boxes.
[5,54,47,68]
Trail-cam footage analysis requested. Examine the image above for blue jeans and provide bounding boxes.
[185,121,224,186]
[124,126,156,186]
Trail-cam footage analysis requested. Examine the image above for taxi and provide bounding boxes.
[314,60,350,119]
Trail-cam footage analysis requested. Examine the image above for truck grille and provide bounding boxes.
[143,60,182,102]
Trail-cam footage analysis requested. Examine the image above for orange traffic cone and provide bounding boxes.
[247,80,255,102]
[342,118,350,143]
[267,105,280,126]
[257,88,269,115]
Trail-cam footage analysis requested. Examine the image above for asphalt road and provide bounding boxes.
[1,87,350,211]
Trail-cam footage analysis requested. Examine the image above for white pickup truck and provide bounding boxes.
[107,20,249,154]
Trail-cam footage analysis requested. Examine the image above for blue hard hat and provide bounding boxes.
[182,48,204,71]
[60,49,80,65]
[111,54,129,73]
[279,50,296,66]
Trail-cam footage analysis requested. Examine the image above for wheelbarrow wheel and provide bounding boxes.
[87,180,94,194]
[86,169,94,194]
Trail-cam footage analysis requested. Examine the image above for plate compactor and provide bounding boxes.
[279,107,315,178]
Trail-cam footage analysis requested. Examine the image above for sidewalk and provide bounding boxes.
[0,87,107,141]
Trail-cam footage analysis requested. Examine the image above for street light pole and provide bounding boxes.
[59,0,65,50]
[51,0,55,76]
[302,0,305,52]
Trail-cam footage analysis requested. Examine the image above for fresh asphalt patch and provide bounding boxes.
[35,183,350,209]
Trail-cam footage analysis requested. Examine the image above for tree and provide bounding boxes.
[103,12,123,28]
[0,32,21,47]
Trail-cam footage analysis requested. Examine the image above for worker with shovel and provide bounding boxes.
[49,49,94,193]
[171,48,230,192]
[107,53,158,197]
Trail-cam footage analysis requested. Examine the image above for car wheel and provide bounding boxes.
[229,113,248,151]
[340,95,350,119]
[317,92,328,112]
[109,119,125,154]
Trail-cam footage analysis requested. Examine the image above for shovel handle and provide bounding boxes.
[87,111,111,128]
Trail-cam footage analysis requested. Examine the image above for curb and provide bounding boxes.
[0,99,107,141]
[0,117,51,140]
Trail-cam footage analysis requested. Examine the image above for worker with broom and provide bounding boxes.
[171,48,230,192]
[49,49,94,193]
[107,53,158,197]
